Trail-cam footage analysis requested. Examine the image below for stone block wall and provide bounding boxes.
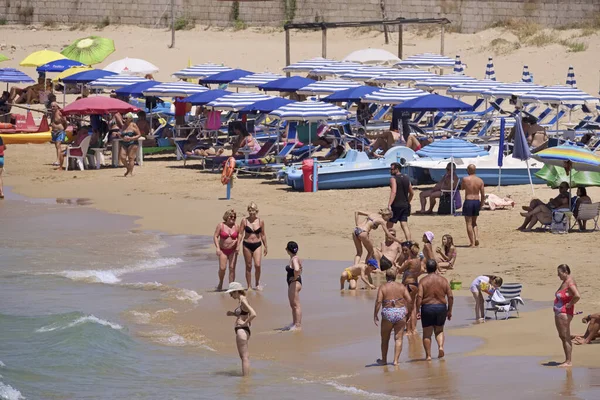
[1,0,599,33]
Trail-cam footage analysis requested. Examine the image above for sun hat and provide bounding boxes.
[225,282,244,293]
[424,231,434,243]
[124,112,135,120]
[366,258,379,269]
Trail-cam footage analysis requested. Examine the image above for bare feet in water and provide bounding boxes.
[558,361,572,368]
[438,348,445,358]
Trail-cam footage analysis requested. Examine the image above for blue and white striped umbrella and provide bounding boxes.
[142,82,208,97]
[395,53,456,68]
[172,63,232,79]
[206,92,274,111]
[566,66,576,88]
[297,79,361,95]
[482,82,542,98]
[340,66,397,82]
[361,86,427,104]
[228,72,284,88]
[453,55,465,75]
[485,57,496,81]
[522,65,532,83]
[371,68,436,83]
[520,85,598,105]
[310,62,364,77]
[283,57,337,73]
[269,100,351,121]
[447,80,503,96]
[88,74,149,89]
[415,75,476,90]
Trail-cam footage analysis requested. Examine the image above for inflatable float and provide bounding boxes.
[0,111,52,144]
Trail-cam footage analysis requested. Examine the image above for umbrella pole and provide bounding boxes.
[450,156,454,215]
[526,159,534,196]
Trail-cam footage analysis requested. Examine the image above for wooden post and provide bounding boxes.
[285,28,291,77]
[397,24,403,59]
[440,24,445,56]
[321,26,327,58]
[168,0,175,48]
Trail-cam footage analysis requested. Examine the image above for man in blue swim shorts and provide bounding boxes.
[50,102,68,169]
[462,164,485,247]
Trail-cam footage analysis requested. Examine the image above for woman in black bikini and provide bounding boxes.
[117,112,142,177]
[225,281,257,376]
[353,209,403,266]
[397,243,423,336]
[285,241,302,331]
[238,202,268,290]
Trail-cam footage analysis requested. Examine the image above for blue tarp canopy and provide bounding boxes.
[200,69,253,84]
[240,97,295,114]
[61,69,117,84]
[36,59,85,73]
[393,94,474,112]
[258,76,315,92]
[416,138,489,158]
[115,81,161,97]
[181,89,232,105]
[322,86,378,103]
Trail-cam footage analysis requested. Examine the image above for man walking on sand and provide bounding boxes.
[462,164,485,247]
[416,260,453,360]
[388,162,414,241]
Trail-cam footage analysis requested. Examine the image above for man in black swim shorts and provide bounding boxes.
[461,164,485,247]
[388,162,414,241]
[416,260,454,360]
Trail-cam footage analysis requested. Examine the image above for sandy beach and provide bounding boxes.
[1,23,600,397]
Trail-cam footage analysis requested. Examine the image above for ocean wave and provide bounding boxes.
[291,377,420,399]
[0,361,4,368]
[173,289,203,304]
[56,257,183,284]
[36,315,123,333]
[0,381,25,400]
[137,330,215,352]
[127,309,178,325]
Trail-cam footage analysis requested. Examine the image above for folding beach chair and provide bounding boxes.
[485,283,524,320]
[571,202,600,231]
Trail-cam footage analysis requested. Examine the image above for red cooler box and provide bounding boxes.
[301,159,318,192]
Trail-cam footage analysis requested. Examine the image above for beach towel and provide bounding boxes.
[484,193,515,211]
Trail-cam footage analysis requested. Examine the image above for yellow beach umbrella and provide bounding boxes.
[19,49,66,67]
[52,65,93,82]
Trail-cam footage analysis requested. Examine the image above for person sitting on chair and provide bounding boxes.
[417,163,459,214]
[518,182,570,230]
[573,187,592,231]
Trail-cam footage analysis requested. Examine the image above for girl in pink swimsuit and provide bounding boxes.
[214,209,240,291]
[553,264,581,368]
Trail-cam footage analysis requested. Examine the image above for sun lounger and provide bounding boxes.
[485,283,524,320]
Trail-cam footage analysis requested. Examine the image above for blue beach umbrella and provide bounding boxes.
[512,114,534,193]
[453,55,464,75]
[201,69,254,85]
[115,81,161,97]
[228,72,284,88]
[372,68,436,84]
[36,59,84,73]
[322,86,378,103]
[239,97,295,114]
[0,68,35,83]
[181,89,232,105]
[361,86,427,105]
[522,65,532,83]
[393,94,474,112]
[88,74,149,89]
[282,57,337,73]
[416,138,488,158]
[258,76,316,93]
[172,63,232,79]
[142,82,207,97]
[482,82,541,99]
[296,79,361,96]
[206,92,273,111]
[61,69,116,84]
[269,100,351,121]
[485,57,496,81]
[498,117,506,187]
[447,80,502,97]
[309,62,363,77]
[340,66,397,82]
[566,66,576,88]
[415,75,476,90]
[395,53,456,68]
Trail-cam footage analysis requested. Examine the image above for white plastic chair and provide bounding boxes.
[65,135,91,171]
[572,202,600,231]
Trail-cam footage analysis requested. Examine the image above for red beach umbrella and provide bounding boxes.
[62,97,139,115]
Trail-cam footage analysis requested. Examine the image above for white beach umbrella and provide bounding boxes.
[485,57,496,81]
[269,100,351,121]
[453,55,465,75]
[143,82,208,97]
[296,79,361,95]
[206,92,273,111]
[447,80,503,97]
[522,65,532,83]
[395,53,456,68]
[310,62,364,77]
[103,57,159,75]
[520,85,598,105]
[283,57,337,73]
[566,66,576,88]
[228,72,285,88]
[341,66,397,82]
[172,63,232,79]
[371,68,436,83]
[342,48,401,65]
[361,86,427,104]
[415,75,477,90]
[88,74,149,89]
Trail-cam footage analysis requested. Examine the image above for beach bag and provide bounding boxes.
[551,210,568,234]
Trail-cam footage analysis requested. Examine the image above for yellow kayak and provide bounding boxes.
[0,131,52,144]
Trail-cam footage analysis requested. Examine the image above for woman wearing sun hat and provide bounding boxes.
[225,281,257,376]
[118,112,142,177]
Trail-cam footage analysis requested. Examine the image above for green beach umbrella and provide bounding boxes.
[535,164,600,189]
[61,36,115,65]
[0,53,10,62]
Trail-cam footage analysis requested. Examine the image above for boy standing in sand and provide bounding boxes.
[462,164,485,247]
[340,258,379,290]
[416,260,453,360]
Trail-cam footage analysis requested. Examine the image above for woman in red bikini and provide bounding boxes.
[214,209,240,291]
[553,264,581,367]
